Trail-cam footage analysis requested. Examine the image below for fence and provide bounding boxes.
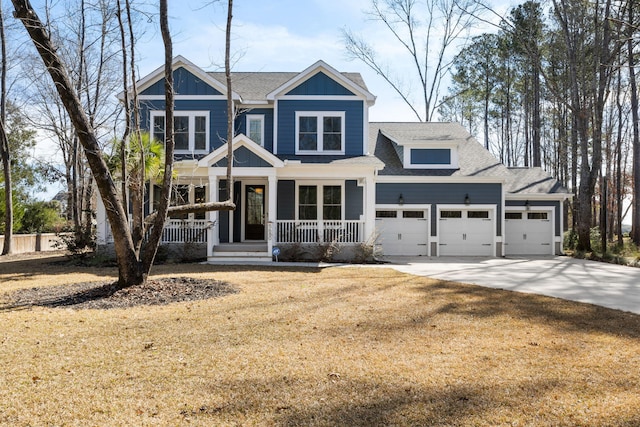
[0,233,66,254]
[275,220,364,244]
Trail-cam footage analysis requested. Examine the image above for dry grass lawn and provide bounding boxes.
[1,253,640,426]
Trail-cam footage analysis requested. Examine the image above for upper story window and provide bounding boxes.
[403,146,459,169]
[295,111,345,154]
[246,115,264,146]
[151,111,209,153]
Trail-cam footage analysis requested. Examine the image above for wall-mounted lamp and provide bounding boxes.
[398,193,404,205]
[525,200,531,211]
[464,193,470,206]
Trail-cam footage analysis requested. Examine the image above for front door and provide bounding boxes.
[245,185,265,240]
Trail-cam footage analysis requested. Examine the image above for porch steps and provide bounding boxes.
[208,242,272,263]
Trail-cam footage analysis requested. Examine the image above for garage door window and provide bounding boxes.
[376,210,397,218]
[505,212,522,220]
[403,211,424,218]
[468,211,489,219]
[528,212,548,220]
[441,210,462,218]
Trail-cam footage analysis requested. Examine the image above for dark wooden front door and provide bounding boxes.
[245,185,265,240]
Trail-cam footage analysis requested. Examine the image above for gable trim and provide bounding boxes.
[197,134,285,168]
[266,60,376,103]
[119,55,241,101]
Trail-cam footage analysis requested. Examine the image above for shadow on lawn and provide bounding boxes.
[0,281,120,311]
[183,376,566,426]
[419,280,640,339]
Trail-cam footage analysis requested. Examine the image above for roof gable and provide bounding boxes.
[130,56,239,100]
[266,60,375,103]
[198,134,284,168]
[285,71,356,96]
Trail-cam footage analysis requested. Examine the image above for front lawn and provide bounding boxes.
[1,254,639,426]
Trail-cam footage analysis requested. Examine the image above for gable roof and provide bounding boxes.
[371,122,570,196]
[198,134,284,168]
[126,55,240,100]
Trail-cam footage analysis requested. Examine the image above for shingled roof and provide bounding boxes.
[208,72,369,102]
[370,122,569,196]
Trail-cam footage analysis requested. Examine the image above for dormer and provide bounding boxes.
[380,129,460,170]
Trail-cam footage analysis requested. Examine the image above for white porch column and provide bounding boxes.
[267,174,277,255]
[363,173,376,243]
[207,175,219,258]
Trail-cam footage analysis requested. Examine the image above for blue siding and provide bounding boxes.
[277,100,364,156]
[376,183,503,236]
[214,146,272,168]
[506,200,562,236]
[286,72,355,96]
[218,181,229,243]
[235,108,274,151]
[277,180,295,220]
[345,180,363,220]
[139,99,228,151]
[142,67,222,96]
[411,148,451,165]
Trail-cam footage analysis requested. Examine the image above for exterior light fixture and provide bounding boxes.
[525,200,530,211]
[398,193,404,205]
[464,194,470,205]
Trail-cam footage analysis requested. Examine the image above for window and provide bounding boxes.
[153,184,207,220]
[505,212,522,220]
[151,111,209,153]
[468,211,489,219]
[323,186,341,220]
[299,186,317,220]
[170,185,189,219]
[295,111,345,154]
[376,210,397,218]
[410,148,451,165]
[440,210,462,218]
[246,115,264,146]
[528,212,548,220]
[403,211,424,219]
[194,186,206,220]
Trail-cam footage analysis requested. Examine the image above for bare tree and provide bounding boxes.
[343,0,480,122]
[11,0,234,287]
[0,3,11,255]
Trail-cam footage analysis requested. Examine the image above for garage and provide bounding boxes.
[376,209,429,256]
[438,208,494,256]
[504,210,553,255]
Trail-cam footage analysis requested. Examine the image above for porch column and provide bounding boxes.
[364,173,376,243]
[207,175,219,258]
[267,174,277,255]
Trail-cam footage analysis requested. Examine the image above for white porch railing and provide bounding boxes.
[105,219,210,244]
[275,220,365,244]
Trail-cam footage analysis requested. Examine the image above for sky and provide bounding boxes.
[134,0,514,122]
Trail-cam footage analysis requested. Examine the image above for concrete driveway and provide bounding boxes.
[381,256,640,314]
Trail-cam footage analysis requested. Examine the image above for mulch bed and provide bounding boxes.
[2,277,239,310]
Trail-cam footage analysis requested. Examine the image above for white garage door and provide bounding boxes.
[439,209,494,256]
[376,210,429,256]
[505,211,553,255]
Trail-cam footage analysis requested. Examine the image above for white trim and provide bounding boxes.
[246,114,265,146]
[294,111,346,155]
[150,110,210,154]
[198,134,285,168]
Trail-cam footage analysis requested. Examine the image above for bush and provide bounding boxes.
[18,200,64,234]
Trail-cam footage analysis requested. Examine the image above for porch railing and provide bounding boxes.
[275,220,364,244]
[105,219,210,244]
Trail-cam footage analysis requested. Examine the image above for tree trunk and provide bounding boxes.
[629,0,640,245]
[0,4,11,255]
[225,0,234,200]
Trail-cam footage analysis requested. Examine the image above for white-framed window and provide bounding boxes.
[246,114,264,146]
[150,111,209,153]
[295,111,345,154]
[296,183,344,220]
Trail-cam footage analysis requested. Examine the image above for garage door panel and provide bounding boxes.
[377,212,429,256]
[505,211,553,255]
[438,209,494,256]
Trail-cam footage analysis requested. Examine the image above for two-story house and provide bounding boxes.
[96,56,570,261]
